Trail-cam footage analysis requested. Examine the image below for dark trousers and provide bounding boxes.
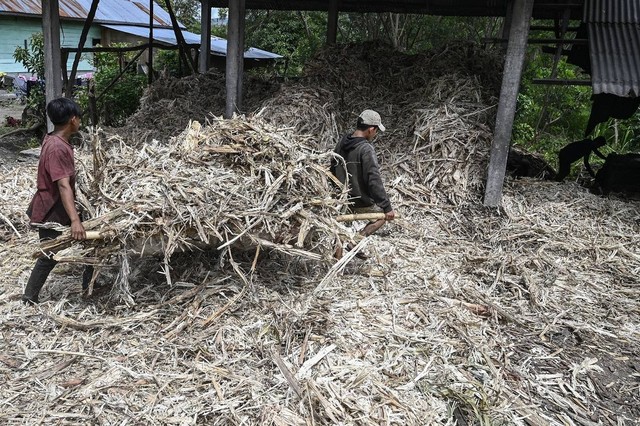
[23,229,94,303]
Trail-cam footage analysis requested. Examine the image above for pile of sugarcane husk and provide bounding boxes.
[255,84,340,151]
[2,169,639,425]
[120,69,280,143]
[257,42,501,205]
[36,117,354,301]
[0,162,36,242]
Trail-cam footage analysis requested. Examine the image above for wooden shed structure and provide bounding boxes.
[203,0,639,206]
[40,0,640,206]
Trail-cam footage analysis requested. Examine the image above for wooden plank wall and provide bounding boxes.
[0,17,100,75]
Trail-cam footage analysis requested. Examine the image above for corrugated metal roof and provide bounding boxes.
[102,24,283,60]
[588,22,640,97]
[584,0,640,97]
[584,0,640,24]
[0,0,175,27]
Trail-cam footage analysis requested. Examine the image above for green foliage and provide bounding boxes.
[13,33,46,124]
[23,84,46,126]
[245,11,326,77]
[90,44,147,127]
[13,32,45,77]
[172,0,201,33]
[513,49,593,165]
[341,14,502,52]
[155,50,182,77]
[595,116,640,154]
[26,136,41,148]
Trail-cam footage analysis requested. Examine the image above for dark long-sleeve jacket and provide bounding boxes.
[330,134,392,213]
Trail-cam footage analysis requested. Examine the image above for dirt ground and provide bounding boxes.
[0,91,36,163]
[0,89,25,121]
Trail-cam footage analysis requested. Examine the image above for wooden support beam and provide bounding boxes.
[484,0,534,207]
[149,0,154,84]
[236,0,245,110]
[225,0,242,118]
[42,0,63,132]
[527,38,586,44]
[532,78,591,85]
[164,0,196,73]
[327,0,338,45]
[66,0,100,97]
[199,0,212,73]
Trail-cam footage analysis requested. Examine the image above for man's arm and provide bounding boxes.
[58,177,86,240]
[361,146,393,215]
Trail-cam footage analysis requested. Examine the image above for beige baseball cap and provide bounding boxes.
[359,109,385,132]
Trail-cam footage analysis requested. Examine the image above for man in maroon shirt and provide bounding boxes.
[23,98,91,304]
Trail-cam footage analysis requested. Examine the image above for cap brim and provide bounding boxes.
[378,123,385,132]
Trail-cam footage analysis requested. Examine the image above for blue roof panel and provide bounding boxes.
[102,24,282,60]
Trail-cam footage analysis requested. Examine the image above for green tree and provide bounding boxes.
[244,10,326,77]
[341,14,502,52]
[171,0,201,33]
[89,45,147,126]
[13,32,45,78]
[13,33,46,124]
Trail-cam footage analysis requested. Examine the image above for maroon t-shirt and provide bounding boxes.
[27,134,76,225]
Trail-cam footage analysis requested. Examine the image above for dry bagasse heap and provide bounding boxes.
[42,117,354,298]
[0,42,639,425]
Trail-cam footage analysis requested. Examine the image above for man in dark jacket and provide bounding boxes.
[331,109,395,237]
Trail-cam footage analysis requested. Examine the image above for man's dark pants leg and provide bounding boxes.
[23,229,94,304]
[23,229,60,304]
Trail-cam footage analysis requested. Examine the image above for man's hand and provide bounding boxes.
[385,210,396,221]
[70,219,87,240]
[58,177,86,240]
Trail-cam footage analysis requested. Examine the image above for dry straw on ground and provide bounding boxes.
[1,43,639,425]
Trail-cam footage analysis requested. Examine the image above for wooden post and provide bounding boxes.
[236,0,245,110]
[225,0,241,118]
[483,0,534,207]
[61,50,69,94]
[67,0,100,97]
[199,0,212,73]
[149,0,154,84]
[164,0,196,73]
[501,0,514,46]
[327,0,339,45]
[88,80,98,126]
[42,0,63,132]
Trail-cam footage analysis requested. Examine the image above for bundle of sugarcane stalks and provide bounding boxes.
[33,117,355,297]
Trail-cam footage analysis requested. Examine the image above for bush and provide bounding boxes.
[13,33,46,125]
[89,45,147,127]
